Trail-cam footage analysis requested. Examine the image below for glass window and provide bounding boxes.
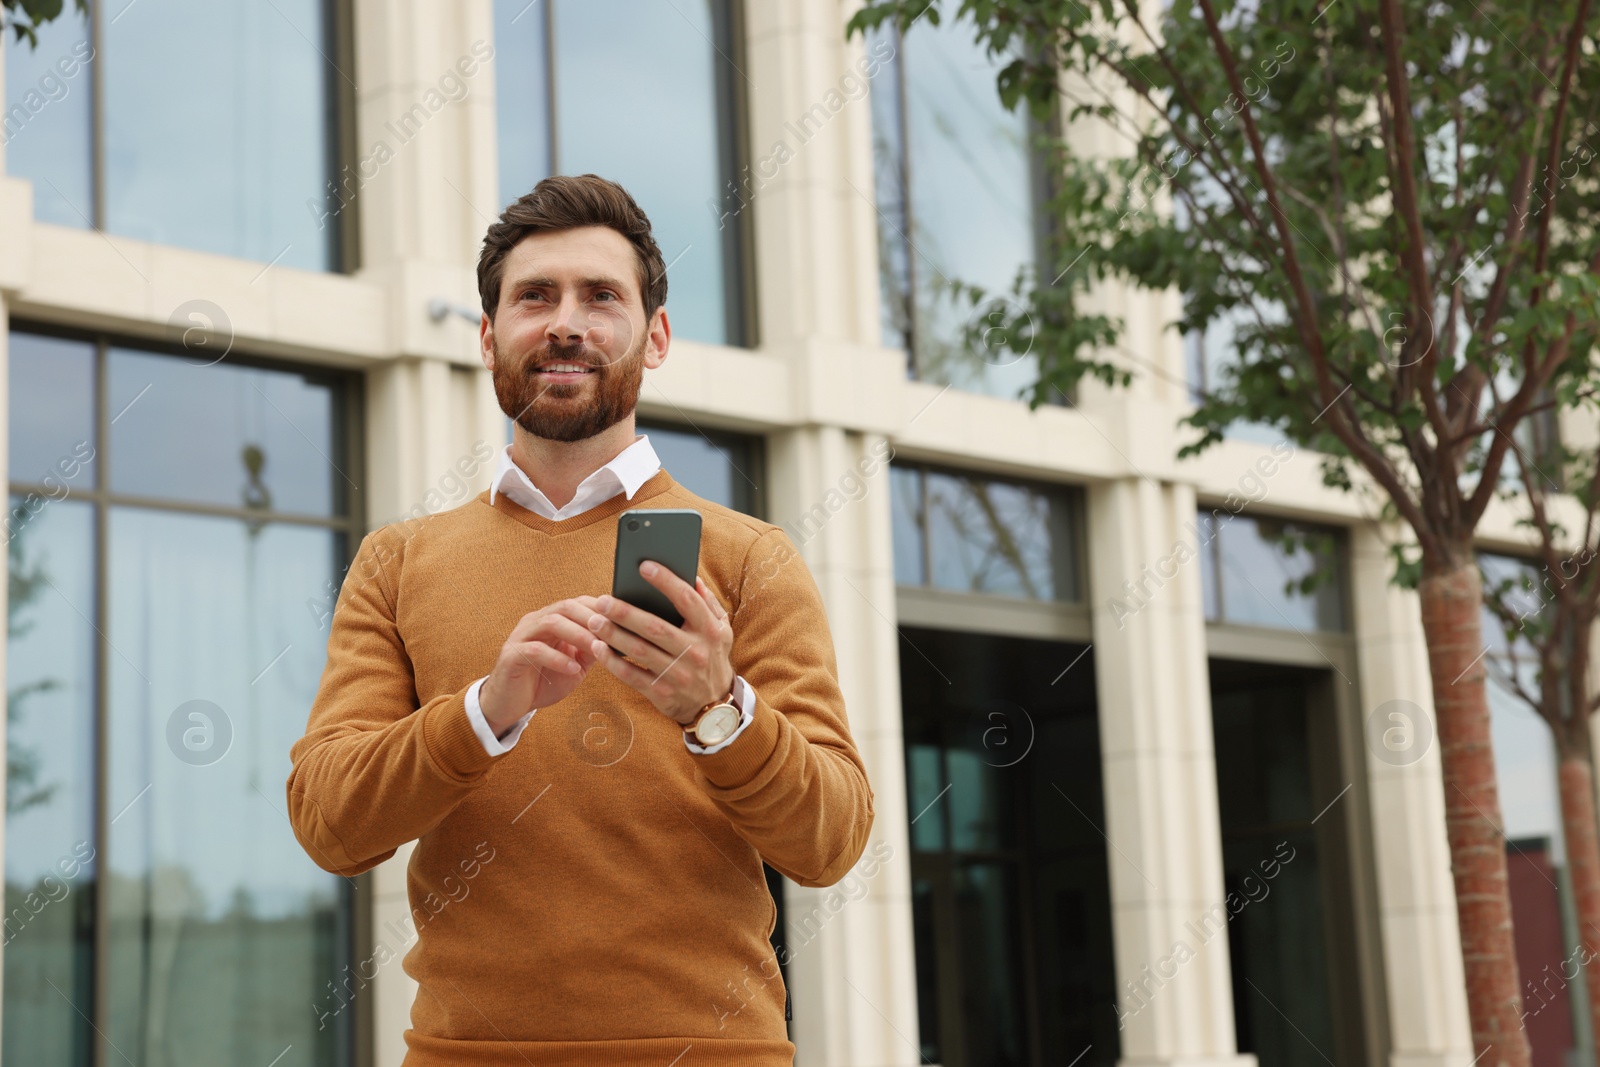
[108,348,346,517]
[5,327,358,1066]
[1480,551,1589,1065]
[890,463,926,586]
[494,0,750,346]
[1209,661,1359,1066]
[4,0,345,271]
[900,627,1117,1066]
[4,498,96,1067]
[638,420,761,517]
[1199,509,1346,631]
[105,509,349,1064]
[8,332,96,487]
[869,15,1044,399]
[1184,315,1295,447]
[892,462,1080,602]
[2,5,93,228]
[492,0,551,204]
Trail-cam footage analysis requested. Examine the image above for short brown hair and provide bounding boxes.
[477,174,667,324]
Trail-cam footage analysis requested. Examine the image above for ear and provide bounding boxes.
[643,306,671,371]
[479,312,496,372]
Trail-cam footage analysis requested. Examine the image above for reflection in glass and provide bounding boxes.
[109,347,344,517]
[953,863,1025,1067]
[639,422,759,516]
[1201,510,1345,631]
[493,0,551,211]
[924,469,1076,600]
[2,5,93,228]
[946,748,1009,852]
[868,23,912,355]
[103,0,336,269]
[1184,313,1292,447]
[495,0,743,345]
[1211,675,1337,1067]
[911,877,942,1063]
[9,332,96,489]
[907,743,945,852]
[1198,513,1221,620]
[1481,552,1589,1061]
[4,500,97,1066]
[105,506,346,1066]
[900,627,1118,1065]
[890,465,925,586]
[873,13,1040,398]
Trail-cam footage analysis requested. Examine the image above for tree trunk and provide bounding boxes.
[1556,733,1600,1047]
[1418,560,1531,1067]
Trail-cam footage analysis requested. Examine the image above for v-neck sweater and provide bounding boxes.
[286,468,875,1066]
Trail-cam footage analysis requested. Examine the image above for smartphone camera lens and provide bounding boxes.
[626,519,640,531]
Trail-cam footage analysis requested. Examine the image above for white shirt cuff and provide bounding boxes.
[465,676,536,756]
[684,675,756,756]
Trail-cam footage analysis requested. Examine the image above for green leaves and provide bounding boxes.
[847,0,1600,580]
[2,0,85,48]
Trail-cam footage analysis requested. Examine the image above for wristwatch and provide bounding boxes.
[684,681,742,748]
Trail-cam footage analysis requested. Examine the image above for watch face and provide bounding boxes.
[696,704,740,746]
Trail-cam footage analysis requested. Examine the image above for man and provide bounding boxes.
[287,174,875,1066]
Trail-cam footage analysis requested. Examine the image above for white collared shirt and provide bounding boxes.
[464,434,756,757]
[488,433,663,520]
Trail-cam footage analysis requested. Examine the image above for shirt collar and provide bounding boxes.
[488,434,662,508]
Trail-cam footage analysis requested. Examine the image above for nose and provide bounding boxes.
[546,290,587,346]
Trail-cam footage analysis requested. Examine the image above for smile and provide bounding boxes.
[535,363,596,379]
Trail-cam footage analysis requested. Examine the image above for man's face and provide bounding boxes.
[481,225,669,442]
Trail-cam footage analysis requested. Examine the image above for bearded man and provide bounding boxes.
[286,173,874,1067]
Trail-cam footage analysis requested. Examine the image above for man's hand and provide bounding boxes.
[585,563,734,726]
[480,597,604,735]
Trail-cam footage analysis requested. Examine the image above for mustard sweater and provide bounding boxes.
[286,469,875,1066]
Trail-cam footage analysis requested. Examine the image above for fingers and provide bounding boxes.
[509,601,602,654]
[695,575,728,623]
[639,561,716,632]
[506,638,584,678]
[552,638,596,671]
[591,640,660,695]
[591,590,685,657]
[586,608,674,673]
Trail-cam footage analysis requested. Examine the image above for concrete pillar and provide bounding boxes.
[731,4,920,1063]
[1087,474,1255,1067]
[1347,523,1474,1067]
[744,0,884,350]
[765,424,920,1067]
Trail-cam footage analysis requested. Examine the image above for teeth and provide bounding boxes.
[541,363,591,373]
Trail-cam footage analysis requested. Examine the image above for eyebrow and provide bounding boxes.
[507,274,635,298]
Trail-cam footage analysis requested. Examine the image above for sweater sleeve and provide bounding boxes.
[286,530,502,877]
[690,528,875,888]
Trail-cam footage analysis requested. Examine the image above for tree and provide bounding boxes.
[846,2,1600,1064]
[1479,415,1600,1037]
[2,0,86,48]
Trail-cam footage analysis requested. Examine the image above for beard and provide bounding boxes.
[491,331,646,443]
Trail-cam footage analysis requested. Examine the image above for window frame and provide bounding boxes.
[19,0,359,272]
[5,322,369,1067]
[634,416,765,519]
[504,0,758,348]
[897,625,1115,1066]
[1198,505,1352,635]
[870,17,1062,394]
[890,459,1088,627]
[1204,654,1389,1067]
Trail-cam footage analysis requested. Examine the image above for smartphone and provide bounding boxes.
[612,508,702,629]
